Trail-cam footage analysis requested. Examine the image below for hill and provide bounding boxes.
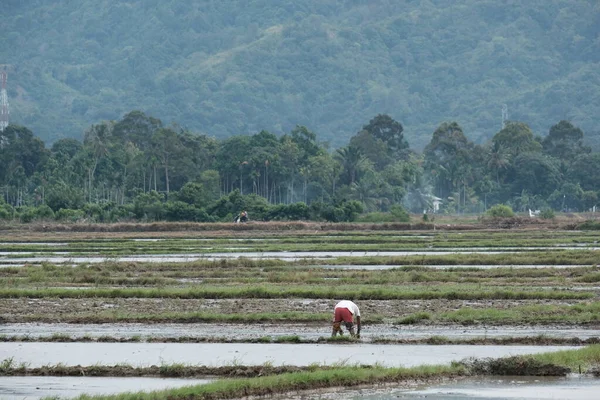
[2,0,599,149]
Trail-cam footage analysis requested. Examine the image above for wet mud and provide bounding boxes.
[1,323,599,344]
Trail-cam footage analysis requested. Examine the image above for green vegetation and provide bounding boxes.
[69,364,463,400]
[0,285,591,301]
[4,1,600,151]
[18,346,593,399]
[530,344,600,370]
[396,312,432,325]
[486,205,515,218]
[396,302,600,326]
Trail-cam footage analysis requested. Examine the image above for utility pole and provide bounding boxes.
[0,70,9,132]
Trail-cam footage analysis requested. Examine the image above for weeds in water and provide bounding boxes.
[159,363,188,377]
[426,335,449,344]
[0,357,15,373]
[49,333,71,341]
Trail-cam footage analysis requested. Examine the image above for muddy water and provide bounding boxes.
[285,376,600,399]
[2,323,599,341]
[0,376,212,400]
[0,343,576,368]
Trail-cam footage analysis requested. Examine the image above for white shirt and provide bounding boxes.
[334,300,360,317]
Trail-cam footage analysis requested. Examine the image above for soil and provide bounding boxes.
[0,298,585,323]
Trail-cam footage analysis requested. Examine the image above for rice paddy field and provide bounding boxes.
[0,219,599,399]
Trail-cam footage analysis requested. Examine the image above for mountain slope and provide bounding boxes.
[2,0,599,149]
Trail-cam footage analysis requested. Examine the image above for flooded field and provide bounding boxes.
[0,376,212,400]
[285,376,600,399]
[0,342,577,368]
[0,226,599,399]
[2,323,599,341]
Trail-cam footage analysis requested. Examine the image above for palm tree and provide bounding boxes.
[335,145,367,185]
[487,142,510,185]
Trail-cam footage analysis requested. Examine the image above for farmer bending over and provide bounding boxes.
[332,300,361,338]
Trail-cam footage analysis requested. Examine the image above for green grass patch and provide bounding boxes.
[391,302,600,326]
[396,312,432,325]
[529,344,600,370]
[69,364,463,400]
[0,285,592,300]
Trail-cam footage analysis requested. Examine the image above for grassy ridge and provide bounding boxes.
[72,365,463,400]
[531,345,600,369]
[63,345,600,399]
[397,302,600,325]
[17,311,340,324]
[0,286,592,300]
[11,303,600,325]
[5,262,600,287]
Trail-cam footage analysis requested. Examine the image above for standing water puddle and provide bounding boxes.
[0,376,212,400]
[0,343,577,368]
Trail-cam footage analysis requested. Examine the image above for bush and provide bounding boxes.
[358,205,410,223]
[34,205,55,220]
[264,202,310,221]
[578,220,600,230]
[0,203,13,220]
[164,201,209,222]
[486,204,514,217]
[539,208,555,219]
[318,200,364,222]
[17,206,36,223]
[55,208,85,222]
[390,204,410,222]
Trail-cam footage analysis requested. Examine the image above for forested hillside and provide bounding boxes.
[1,0,599,149]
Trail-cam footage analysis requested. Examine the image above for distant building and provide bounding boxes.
[430,195,443,213]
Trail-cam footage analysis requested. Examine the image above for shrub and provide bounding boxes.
[164,201,201,221]
[34,205,55,220]
[486,204,514,218]
[578,220,600,230]
[390,204,410,222]
[264,202,310,221]
[0,203,13,220]
[55,208,85,222]
[539,208,555,219]
[17,207,36,223]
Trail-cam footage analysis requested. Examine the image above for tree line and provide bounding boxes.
[0,111,598,223]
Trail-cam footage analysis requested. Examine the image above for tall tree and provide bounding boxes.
[492,121,542,160]
[361,114,409,160]
[542,120,590,162]
[336,145,368,186]
[150,127,182,195]
[423,122,474,200]
[83,121,114,202]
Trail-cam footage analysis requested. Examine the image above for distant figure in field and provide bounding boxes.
[234,210,248,223]
[332,300,361,338]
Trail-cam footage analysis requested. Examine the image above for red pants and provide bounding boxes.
[333,307,353,323]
